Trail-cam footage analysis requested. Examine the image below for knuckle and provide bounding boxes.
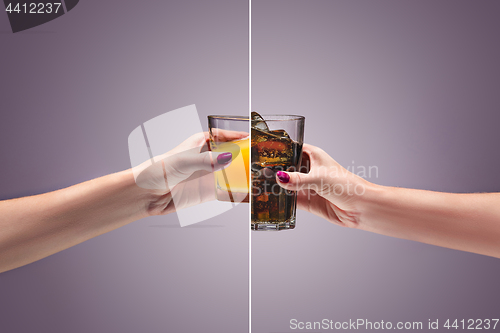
[304,144,325,161]
[202,153,214,170]
[291,172,304,185]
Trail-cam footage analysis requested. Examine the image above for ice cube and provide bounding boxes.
[252,128,290,141]
[251,127,294,166]
[251,111,269,131]
[269,129,290,140]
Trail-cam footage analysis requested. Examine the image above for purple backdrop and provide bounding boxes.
[0,1,248,332]
[2,1,500,332]
[252,1,500,333]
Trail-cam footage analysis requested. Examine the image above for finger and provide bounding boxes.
[275,170,322,192]
[170,132,210,154]
[210,129,249,142]
[272,144,327,192]
[301,143,331,165]
[296,189,314,212]
[167,150,232,175]
[296,190,345,225]
[214,152,233,170]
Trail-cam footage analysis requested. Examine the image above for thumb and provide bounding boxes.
[275,170,322,193]
[167,150,233,176]
[162,150,233,190]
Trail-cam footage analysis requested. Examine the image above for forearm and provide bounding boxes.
[0,170,153,273]
[359,185,500,258]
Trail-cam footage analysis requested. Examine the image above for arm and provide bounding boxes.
[276,144,500,258]
[360,186,500,258]
[0,170,150,273]
[0,132,237,273]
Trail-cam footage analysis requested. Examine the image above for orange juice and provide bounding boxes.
[211,138,250,202]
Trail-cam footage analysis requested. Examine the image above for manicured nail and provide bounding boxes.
[277,171,290,183]
[217,152,232,164]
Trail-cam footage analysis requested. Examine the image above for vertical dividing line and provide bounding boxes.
[248,0,252,332]
[248,0,253,332]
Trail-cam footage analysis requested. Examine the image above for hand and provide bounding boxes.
[133,131,248,216]
[275,144,374,228]
[0,130,249,272]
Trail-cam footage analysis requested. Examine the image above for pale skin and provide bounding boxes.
[0,132,244,273]
[276,144,500,259]
[2,139,499,274]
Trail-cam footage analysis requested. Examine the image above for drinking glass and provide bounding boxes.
[251,114,305,230]
[208,115,250,203]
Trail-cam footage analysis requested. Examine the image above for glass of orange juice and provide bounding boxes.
[208,115,250,203]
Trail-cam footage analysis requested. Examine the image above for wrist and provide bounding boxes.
[120,168,177,217]
[354,181,389,232]
[112,169,161,219]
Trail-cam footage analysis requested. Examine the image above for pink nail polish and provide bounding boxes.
[277,171,290,183]
[217,152,232,164]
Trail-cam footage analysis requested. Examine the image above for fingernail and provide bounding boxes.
[217,152,232,164]
[277,171,290,183]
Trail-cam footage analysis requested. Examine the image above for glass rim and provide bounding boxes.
[208,114,305,122]
[208,115,250,121]
[255,114,305,122]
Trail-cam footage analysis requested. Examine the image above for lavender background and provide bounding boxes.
[0,1,248,332]
[252,1,500,332]
[2,1,500,332]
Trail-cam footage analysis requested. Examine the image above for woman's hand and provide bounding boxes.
[275,143,500,258]
[134,131,247,216]
[0,131,247,273]
[275,144,374,228]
